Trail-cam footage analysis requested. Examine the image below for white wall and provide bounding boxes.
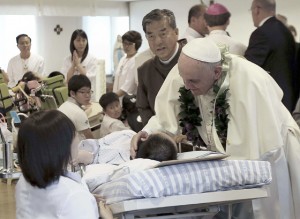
[0,16,129,76]
[1,0,299,76]
[129,0,300,51]
[36,17,82,75]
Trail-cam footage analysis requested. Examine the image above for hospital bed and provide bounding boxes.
[109,188,268,219]
[88,157,272,219]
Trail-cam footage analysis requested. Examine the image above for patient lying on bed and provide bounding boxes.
[76,130,177,165]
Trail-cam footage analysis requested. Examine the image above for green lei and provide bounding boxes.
[178,46,230,149]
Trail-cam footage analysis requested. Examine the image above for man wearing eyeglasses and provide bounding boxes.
[7,34,44,88]
[136,9,185,126]
[59,74,94,141]
[245,0,298,112]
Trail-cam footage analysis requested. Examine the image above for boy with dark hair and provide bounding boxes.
[136,132,177,161]
[59,74,94,140]
[99,92,130,137]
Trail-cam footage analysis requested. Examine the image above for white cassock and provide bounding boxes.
[144,53,300,219]
[206,29,247,56]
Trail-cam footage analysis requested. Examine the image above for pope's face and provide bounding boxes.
[145,18,178,61]
[178,54,221,96]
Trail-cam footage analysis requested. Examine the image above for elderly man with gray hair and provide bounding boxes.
[131,37,300,219]
[245,0,298,112]
[136,9,184,126]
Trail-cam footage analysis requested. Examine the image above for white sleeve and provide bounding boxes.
[61,56,72,79]
[7,59,15,87]
[85,55,98,80]
[120,58,137,94]
[144,64,184,135]
[61,190,99,219]
[38,57,45,76]
[74,110,90,131]
[109,120,130,133]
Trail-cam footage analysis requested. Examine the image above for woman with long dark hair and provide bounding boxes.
[61,29,98,101]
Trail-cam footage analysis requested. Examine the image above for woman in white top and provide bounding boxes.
[16,110,112,219]
[113,30,142,99]
[61,29,98,101]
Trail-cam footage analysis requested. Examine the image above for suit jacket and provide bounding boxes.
[245,16,298,112]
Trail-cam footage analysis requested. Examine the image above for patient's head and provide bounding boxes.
[136,132,177,162]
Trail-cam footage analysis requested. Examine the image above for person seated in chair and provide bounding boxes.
[99,92,130,138]
[59,74,94,141]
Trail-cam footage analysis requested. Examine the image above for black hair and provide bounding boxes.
[69,29,89,63]
[48,71,65,79]
[19,71,40,83]
[16,34,31,44]
[188,4,207,24]
[99,92,119,110]
[142,9,177,33]
[136,134,177,162]
[17,110,76,188]
[122,30,142,51]
[67,74,91,96]
[204,12,231,27]
[17,71,41,94]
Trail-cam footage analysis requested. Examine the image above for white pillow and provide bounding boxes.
[82,159,160,191]
[82,164,117,191]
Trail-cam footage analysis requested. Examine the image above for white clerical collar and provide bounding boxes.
[258,16,272,27]
[159,43,179,64]
[209,30,227,36]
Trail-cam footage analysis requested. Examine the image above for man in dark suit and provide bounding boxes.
[245,0,298,112]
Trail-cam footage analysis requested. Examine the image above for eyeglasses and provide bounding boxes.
[77,90,93,95]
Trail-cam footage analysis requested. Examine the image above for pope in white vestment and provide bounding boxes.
[136,38,300,219]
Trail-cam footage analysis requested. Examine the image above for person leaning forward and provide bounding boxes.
[131,38,300,219]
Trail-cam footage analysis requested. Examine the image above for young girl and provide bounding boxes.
[16,110,112,218]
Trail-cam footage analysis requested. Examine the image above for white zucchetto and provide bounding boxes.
[182,38,221,63]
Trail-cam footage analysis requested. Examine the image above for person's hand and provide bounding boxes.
[93,194,106,203]
[130,131,148,159]
[99,201,114,219]
[72,50,80,67]
[173,134,187,144]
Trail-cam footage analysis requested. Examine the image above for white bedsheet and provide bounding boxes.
[93,160,271,204]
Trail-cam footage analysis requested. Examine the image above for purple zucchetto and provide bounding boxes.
[206,3,229,15]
